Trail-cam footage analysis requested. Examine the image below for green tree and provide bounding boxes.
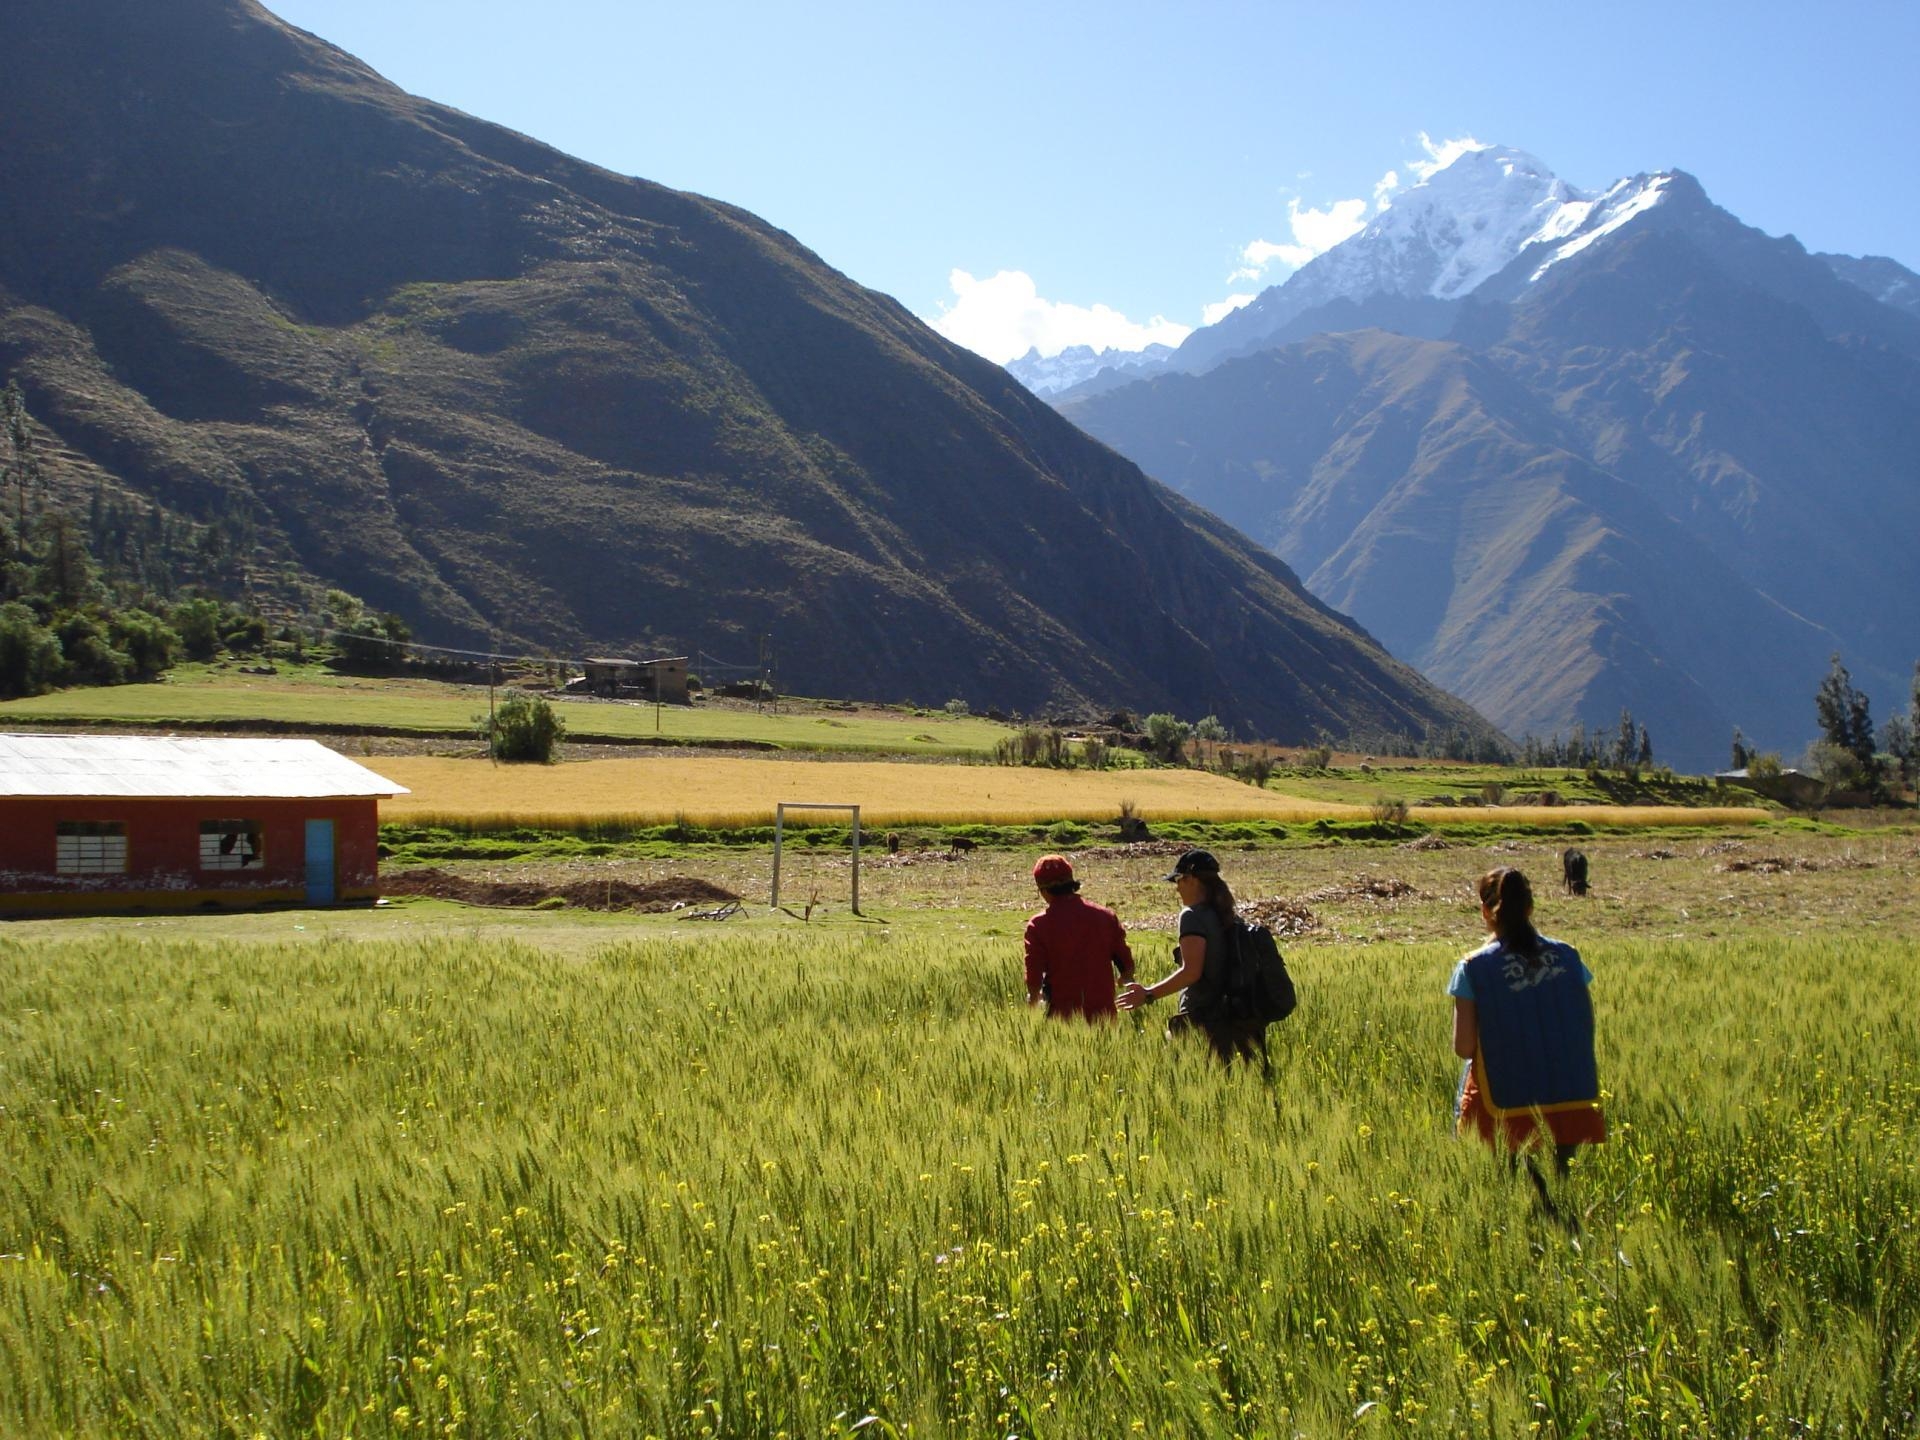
[110,609,180,681]
[323,589,364,628]
[0,600,61,697]
[1193,713,1227,768]
[1614,707,1637,770]
[2,379,38,541]
[55,612,129,686]
[483,691,565,763]
[1143,712,1191,764]
[171,596,226,660]
[1807,739,1866,794]
[33,513,99,610]
[1881,713,1914,790]
[335,614,399,667]
[1813,653,1877,778]
[1907,661,1920,787]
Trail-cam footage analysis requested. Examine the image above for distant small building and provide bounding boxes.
[0,734,408,916]
[581,656,689,703]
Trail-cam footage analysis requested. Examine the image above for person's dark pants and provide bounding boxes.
[1168,1013,1271,1075]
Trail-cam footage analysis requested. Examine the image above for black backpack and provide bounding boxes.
[1222,918,1298,1024]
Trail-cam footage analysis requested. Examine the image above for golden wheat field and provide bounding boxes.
[372,755,1769,830]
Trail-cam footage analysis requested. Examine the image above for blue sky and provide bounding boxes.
[262,1,1919,363]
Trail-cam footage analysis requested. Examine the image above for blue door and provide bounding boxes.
[304,819,336,905]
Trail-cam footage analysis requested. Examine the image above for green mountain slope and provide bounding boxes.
[0,0,1496,748]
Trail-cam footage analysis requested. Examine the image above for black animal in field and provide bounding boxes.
[1561,847,1590,896]
[948,836,977,858]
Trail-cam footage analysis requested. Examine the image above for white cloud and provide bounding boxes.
[1408,132,1487,182]
[1232,135,1492,288]
[927,269,1191,365]
[1201,293,1256,326]
[1290,197,1369,253]
[1231,196,1370,283]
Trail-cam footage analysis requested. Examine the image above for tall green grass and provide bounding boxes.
[1,930,1914,1436]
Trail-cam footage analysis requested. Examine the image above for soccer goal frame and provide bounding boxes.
[770,802,862,915]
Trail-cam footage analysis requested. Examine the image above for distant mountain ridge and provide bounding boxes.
[1004,343,1173,395]
[1057,148,1920,769]
[0,0,1499,749]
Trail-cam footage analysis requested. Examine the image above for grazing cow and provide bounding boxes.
[1561,847,1590,897]
[949,836,978,857]
[885,831,902,855]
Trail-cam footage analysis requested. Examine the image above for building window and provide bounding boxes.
[200,820,264,870]
[56,821,127,874]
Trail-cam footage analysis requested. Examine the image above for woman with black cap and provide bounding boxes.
[1117,848,1266,1066]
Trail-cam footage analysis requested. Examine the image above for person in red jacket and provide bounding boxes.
[1024,854,1135,1020]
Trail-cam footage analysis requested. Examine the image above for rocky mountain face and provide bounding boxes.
[1060,160,1920,770]
[0,0,1500,748]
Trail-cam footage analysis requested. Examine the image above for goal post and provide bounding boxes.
[770,802,862,915]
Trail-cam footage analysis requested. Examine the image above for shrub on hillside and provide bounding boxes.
[483,691,565,763]
[1369,795,1410,826]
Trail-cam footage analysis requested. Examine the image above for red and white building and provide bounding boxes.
[0,734,408,916]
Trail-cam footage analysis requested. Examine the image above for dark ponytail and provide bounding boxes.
[1199,872,1237,924]
[1478,866,1542,960]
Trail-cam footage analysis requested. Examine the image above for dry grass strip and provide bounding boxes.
[375,756,1372,828]
[372,756,1770,830]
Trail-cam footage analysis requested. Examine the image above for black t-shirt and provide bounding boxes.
[1175,903,1228,1018]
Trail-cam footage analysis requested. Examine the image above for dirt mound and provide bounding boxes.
[1716,855,1875,875]
[1630,848,1678,860]
[1300,875,1426,903]
[1125,895,1320,938]
[1700,839,1749,856]
[1399,834,1451,851]
[384,868,739,912]
[1074,840,1196,861]
[1239,896,1322,937]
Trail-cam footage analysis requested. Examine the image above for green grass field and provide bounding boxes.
[0,665,1012,756]
[4,834,1917,1436]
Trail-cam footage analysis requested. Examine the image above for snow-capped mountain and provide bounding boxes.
[1172,146,1675,375]
[1005,342,1175,396]
[1019,145,1701,394]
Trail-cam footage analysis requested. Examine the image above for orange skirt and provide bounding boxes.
[1457,1063,1606,1150]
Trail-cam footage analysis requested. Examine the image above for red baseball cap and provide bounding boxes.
[1032,854,1075,887]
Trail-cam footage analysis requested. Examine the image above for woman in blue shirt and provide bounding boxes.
[1448,866,1606,1180]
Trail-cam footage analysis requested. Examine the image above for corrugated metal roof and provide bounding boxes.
[0,734,410,799]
